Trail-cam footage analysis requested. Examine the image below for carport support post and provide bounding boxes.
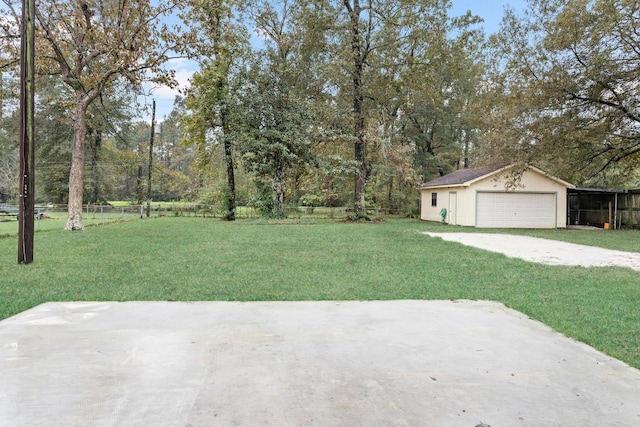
[18,0,36,264]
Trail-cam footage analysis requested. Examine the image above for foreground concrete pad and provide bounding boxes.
[1,301,639,427]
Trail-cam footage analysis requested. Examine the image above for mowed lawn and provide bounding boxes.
[1,218,639,368]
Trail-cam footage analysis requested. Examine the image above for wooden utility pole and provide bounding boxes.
[146,100,156,218]
[18,0,36,264]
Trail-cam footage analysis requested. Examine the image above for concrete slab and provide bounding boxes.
[1,301,639,427]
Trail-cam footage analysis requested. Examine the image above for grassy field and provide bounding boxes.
[1,218,639,368]
[1,211,139,236]
[0,205,358,237]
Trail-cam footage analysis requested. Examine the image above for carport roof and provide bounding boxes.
[570,187,625,194]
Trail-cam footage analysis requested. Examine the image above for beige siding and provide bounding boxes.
[454,187,476,226]
[420,189,447,222]
[420,187,476,226]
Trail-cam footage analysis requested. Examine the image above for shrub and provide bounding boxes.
[299,194,325,208]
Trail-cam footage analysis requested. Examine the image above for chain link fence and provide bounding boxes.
[44,203,416,221]
[2,203,417,236]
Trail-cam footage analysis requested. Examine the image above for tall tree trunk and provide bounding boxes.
[273,155,285,218]
[0,75,3,117]
[88,128,102,204]
[352,71,367,215]
[354,137,367,215]
[463,135,470,169]
[345,0,369,218]
[221,105,236,221]
[387,175,394,209]
[65,93,89,231]
[223,137,236,221]
[293,170,302,205]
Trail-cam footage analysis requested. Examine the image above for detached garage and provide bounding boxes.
[420,164,575,229]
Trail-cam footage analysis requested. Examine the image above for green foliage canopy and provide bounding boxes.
[486,0,640,187]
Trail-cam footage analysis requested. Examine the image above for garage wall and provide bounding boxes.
[471,169,569,228]
[420,187,476,226]
[420,189,449,222]
[421,168,571,228]
[454,187,477,226]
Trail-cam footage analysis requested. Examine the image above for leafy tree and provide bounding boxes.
[154,99,197,200]
[401,31,485,180]
[111,121,151,202]
[34,77,75,203]
[29,75,143,204]
[1,0,181,229]
[298,0,483,217]
[237,0,319,218]
[0,109,18,203]
[180,0,249,220]
[0,68,18,202]
[485,0,640,187]
[239,63,316,217]
[184,62,242,218]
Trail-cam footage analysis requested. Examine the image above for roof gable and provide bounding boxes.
[421,165,504,188]
[421,164,574,189]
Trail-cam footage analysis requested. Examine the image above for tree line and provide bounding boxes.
[1,0,639,228]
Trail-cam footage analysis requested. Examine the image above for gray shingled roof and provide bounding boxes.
[421,165,505,188]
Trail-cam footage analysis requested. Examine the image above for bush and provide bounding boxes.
[299,194,325,208]
[248,178,283,219]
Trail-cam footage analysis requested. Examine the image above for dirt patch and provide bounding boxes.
[425,232,640,271]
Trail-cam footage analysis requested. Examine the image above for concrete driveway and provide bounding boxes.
[425,232,640,271]
[1,301,639,426]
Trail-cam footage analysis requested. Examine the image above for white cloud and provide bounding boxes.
[141,57,198,121]
[151,57,197,99]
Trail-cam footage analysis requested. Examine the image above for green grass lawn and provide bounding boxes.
[0,209,142,236]
[1,218,639,369]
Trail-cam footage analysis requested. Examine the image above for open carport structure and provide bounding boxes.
[568,187,640,229]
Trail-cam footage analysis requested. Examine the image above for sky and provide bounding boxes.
[146,0,528,123]
[451,0,526,35]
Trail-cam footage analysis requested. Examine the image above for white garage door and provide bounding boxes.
[476,192,556,228]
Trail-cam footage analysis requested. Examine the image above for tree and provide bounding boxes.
[0,30,19,203]
[180,0,248,220]
[27,75,145,204]
[112,121,152,202]
[338,0,374,217]
[486,0,640,187]
[0,67,16,200]
[1,0,180,229]
[0,109,18,203]
[301,0,482,217]
[401,23,485,180]
[234,0,321,218]
[155,99,197,200]
[240,60,315,217]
